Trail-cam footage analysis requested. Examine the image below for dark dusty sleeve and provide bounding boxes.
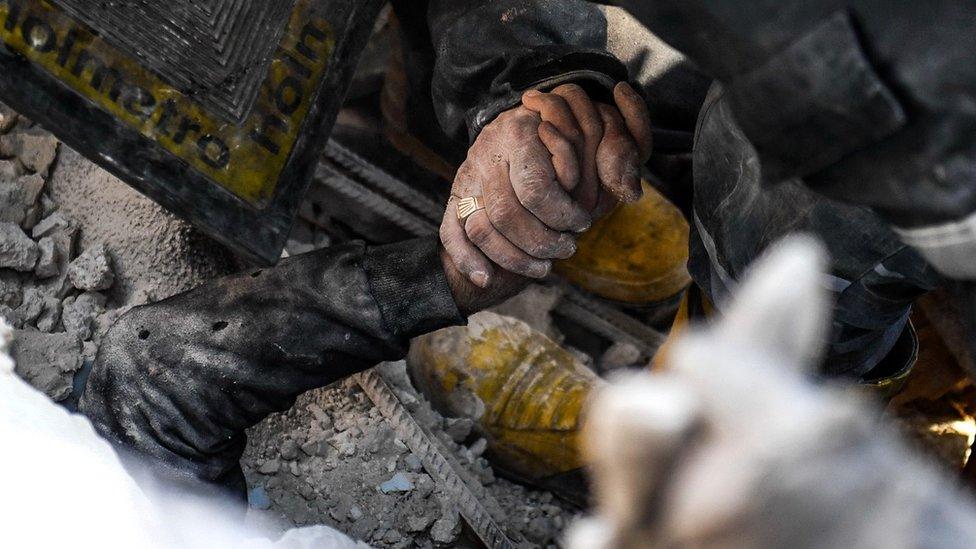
[618,2,907,182]
[78,237,463,489]
[428,0,629,143]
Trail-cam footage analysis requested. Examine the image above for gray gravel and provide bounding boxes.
[242,364,579,548]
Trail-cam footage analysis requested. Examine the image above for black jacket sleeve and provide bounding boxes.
[428,0,629,144]
[78,237,464,492]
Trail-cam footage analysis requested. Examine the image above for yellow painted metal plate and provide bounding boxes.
[0,0,383,263]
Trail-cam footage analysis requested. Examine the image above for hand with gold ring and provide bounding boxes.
[456,196,485,221]
[440,105,588,287]
[440,85,652,290]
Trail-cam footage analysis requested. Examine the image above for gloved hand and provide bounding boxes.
[441,82,653,288]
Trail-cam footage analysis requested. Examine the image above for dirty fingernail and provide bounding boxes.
[530,261,553,279]
[558,234,577,256]
[470,271,490,288]
[574,217,592,234]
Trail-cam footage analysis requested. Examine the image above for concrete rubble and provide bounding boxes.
[242,362,578,548]
[68,244,115,292]
[0,105,115,401]
[0,222,39,271]
[0,126,60,176]
[34,237,58,278]
[10,329,82,401]
[0,172,43,227]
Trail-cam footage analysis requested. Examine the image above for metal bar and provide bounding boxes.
[354,369,516,549]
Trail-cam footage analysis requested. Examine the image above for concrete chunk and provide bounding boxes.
[10,329,82,401]
[31,213,71,239]
[15,287,44,326]
[68,244,114,291]
[35,294,62,333]
[0,159,22,181]
[34,220,76,298]
[0,128,59,176]
[430,509,461,544]
[34,237,58,278]
[61,292,106,341]
[0,173,44,228]
[0,222,38,271]
[0,269,21,308]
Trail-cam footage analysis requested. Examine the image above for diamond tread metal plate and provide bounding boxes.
[52,0,296,123]
[0,0,384,264]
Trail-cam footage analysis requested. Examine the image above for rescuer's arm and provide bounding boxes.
[426,0,653,286]
[78,237,517,490]
[427,0,628,145]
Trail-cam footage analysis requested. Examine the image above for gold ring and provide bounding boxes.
[456,196,485,222]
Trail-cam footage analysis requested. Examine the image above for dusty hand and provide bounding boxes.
[440,105,589,288]
[522,82,653,217]
[440,83,651,290]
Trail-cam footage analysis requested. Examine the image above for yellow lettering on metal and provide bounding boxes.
[0,0,334,206]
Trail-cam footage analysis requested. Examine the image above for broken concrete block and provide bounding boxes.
[15,287,44,326]
[443,417,473,443]
[0,222,38,271]
[0,304,19,328]
[0,269,21,308]
[0,101,18,133]
[0,173,44,228]
[258,459,281,475]
[405,513,434,533]
[430,509,461,545]
[34,237,57,278]
[61,292,106,341]
[39,193,58,217]
[307,403,334,431]
[524,515,556,545]
[0,127,59,176]
[468,437,488,458]
[403,453,423,473]
[10,329,82,401]
[35,221,76,298]
[0,158,22,181]
[280,439,300,461]
[68,244,114,291]
[31,212,70,239]
[82,340,98,361]
[35,294,61,333]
